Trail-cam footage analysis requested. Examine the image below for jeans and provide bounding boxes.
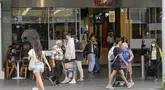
[94,56,100,71]
[88,54,95,72]
[75,61,84,79]
[52,61,63,84]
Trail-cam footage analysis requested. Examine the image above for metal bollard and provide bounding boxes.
[141,55,145,80]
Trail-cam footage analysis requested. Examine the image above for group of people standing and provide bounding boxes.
[48,32,84,86]
[25,32,85,90]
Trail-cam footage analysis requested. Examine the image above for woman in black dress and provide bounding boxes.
[106,39,133,90]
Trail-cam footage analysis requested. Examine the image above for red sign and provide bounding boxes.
[94,0,113,6]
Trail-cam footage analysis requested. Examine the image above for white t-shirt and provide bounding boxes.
[107,36,114,43]
[28,49,45,61]
[151,49,157,60]
[65,38,76,60]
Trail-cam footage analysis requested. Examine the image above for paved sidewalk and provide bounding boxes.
[0,78,162,90]
[0,67,163,90]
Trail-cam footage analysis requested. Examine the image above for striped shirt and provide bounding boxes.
[51,45,64,61]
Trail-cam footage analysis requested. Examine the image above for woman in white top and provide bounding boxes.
[150,42,161,82]
[28,40,51,90]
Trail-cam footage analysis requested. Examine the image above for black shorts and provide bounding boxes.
[112,63,121,70]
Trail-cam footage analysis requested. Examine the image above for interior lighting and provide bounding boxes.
[54,10,62,15]
[54,8,65,15]
[40,0,44,7]
[22,8,31,16]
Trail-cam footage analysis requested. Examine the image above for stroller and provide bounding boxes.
[113,67,129,87]
[145,59,161,80]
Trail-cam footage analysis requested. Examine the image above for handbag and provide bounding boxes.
[28,59,37,71]
[64,60,75,72]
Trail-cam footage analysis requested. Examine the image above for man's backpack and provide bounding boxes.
[108,46,119,64]
[108,46,115,62]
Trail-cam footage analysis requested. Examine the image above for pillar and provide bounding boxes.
[162,0,165,83]
[115,8,121,38]
[1,0,12,79]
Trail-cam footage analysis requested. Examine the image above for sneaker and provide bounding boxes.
[69,79,76,84]
[32,87,39,90]
[154,78,158,82]
[127,83,132,89]
[130,81,134,86]
[49,77,54,85]
[106,85,115,90]
[55,84,63,87]
[88,71,93,73]
[61,78,69,84]
[120,82,125,86]
[77,78,83,82]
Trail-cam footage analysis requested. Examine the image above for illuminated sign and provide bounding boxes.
[94,0,113,6]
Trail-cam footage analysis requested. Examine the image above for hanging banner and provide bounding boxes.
[94,0,114,6]
[109,11,115,22]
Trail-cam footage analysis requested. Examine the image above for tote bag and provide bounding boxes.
[28,49,37,71]
[28,59,37,71]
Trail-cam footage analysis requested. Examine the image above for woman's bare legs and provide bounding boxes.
[118,70,129,85]
[34,72,44,90]
[108,70,117,85]
[36,77,40,88]
[9,63,17,77]
[129,64,133,82]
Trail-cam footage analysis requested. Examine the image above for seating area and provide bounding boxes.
[4,57,51,80]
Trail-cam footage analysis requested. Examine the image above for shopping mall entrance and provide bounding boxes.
[1,0,163,82]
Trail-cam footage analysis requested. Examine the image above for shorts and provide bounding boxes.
[112,63,121,70]
[66,66,76,73]
[33,61,44,73]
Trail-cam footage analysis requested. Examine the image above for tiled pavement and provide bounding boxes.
[0,67,163,90]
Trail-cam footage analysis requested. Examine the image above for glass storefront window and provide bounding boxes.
[12,8,81,49]
[128,8,162,39]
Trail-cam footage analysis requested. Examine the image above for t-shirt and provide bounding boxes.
[151,48,157,60]
[113,47,121,64]
[28,49,45,61]
[121,49,130,61]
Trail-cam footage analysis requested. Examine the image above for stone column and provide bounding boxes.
[162,0,165,83]
[1,0,12,79]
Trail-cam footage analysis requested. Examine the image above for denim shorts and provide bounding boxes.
[33,61,44,73]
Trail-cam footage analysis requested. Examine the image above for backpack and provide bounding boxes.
[108,46,115,62]
[108,46,120,64]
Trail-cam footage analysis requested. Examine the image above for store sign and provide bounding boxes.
[109,11,115,22]
[94,0,113,6]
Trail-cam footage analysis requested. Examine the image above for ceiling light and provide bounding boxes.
[54,10,62,15]
[54,8,65,15]
[22,8,31,16]
[40,0,44,7]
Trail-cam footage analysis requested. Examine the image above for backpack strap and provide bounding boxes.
[111,54,119,65]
